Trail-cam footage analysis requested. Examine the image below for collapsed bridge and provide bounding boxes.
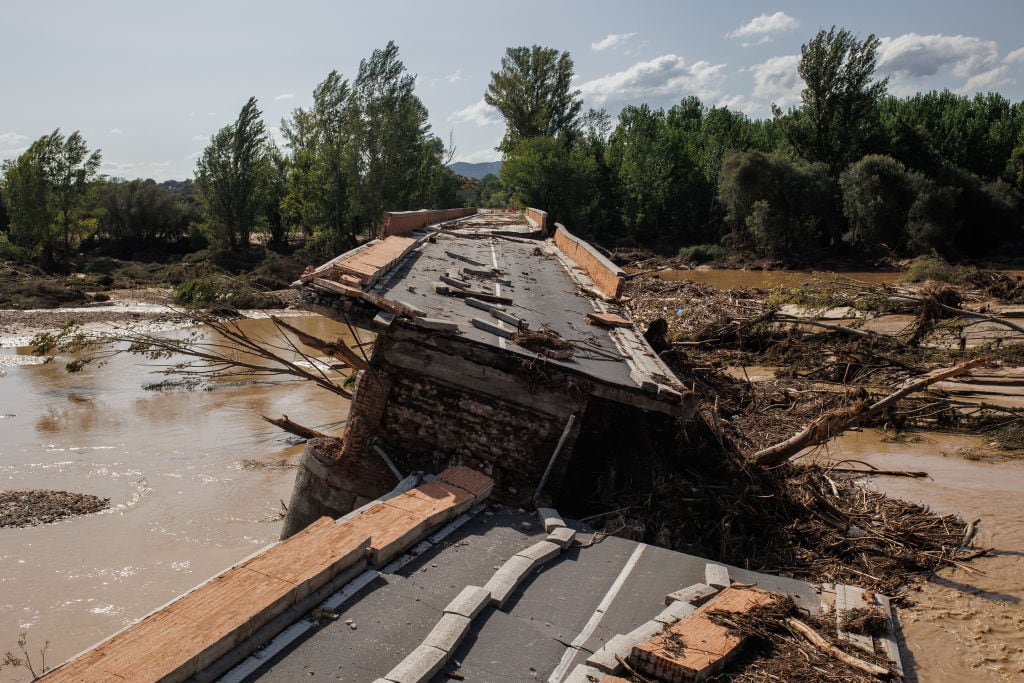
[282,208,698,537]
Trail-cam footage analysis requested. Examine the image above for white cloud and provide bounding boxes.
[185,151,202,162]
[750,54,802,109]
[1006,47,1024,64]
[449,99,501,127]
[0,132,29,159]
[454,146,502,163]
[728,12,798,45]
[275,93,294,101]
[579,54,727,106]
[110,127,123,135]
[592,32,636,52]
[192,134,208,142]
[877,33,1007,94]
[445,69,463,83]
[716,95,764,117]
[101,159,173,177]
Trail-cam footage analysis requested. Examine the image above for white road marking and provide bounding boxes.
[547,543,647,682]
[491,242,507,348]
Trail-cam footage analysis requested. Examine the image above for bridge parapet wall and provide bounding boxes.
[381,208,477,237]
[523,207,549,233]
[552,223,625,298]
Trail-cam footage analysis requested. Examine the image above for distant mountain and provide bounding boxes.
[448,161,501,180]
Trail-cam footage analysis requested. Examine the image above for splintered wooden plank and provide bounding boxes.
[835,584,875,654]
[631,587,774,682]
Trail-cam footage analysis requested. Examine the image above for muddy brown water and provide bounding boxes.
[657,269,903,289]
[657,267,1024,291]
[811,430,1024,682]
[0,316,354,679]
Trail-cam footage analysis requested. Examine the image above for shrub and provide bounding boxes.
[677,243,729,264]
[173,274,277,309]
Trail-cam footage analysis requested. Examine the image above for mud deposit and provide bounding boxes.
[0,489,109,528]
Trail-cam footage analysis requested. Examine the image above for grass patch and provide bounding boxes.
[900,255,987,287]
[173,274,279,309]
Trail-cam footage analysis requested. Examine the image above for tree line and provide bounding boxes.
[0,41,459,269]
[480,29,1024,263]
[2,31,1023,272]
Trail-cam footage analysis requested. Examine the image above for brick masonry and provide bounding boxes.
[552,224,626,298]
[381,208,476,237]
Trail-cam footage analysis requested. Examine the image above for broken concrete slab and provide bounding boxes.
[443,585,491,620]
[547,526,576,550]
[654,599,697,625]
[665,583,718,606]
[411,317,460,333]
[587,620,665,672]
[470,317,515,339]
[705,563,731,589]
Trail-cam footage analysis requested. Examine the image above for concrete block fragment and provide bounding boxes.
[547,526,576,549]
[412,317,460,332]
[422,613,471,653]
[464,296,494,313]
[586,634,628,672]
[654,600,697,625]
[563,664,606,683]
[515,540,561,566]
[624,620,666,644]
[394,299,425,317]
[443,585,491,619]
[470,316,514,338]
[384,644,447,683]
[441,273,471,289]
[372,311,395,329]
[433,282,450,294]
[536,507,566,532]
[664,583,718,606]
[705,563,731,589]
[483,555,536,608]
[490,307,527,328]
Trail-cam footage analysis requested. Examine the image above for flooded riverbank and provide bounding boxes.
[815,430,1024,682]
[0,316,353,679]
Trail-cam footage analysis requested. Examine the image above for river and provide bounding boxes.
[817,431,1024,682]
[0,316,353,680]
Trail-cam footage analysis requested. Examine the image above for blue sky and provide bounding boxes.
[2,0,1023,181]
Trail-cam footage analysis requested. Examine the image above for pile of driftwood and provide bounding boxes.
[601,273,1022,601]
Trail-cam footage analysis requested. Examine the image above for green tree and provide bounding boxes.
[719,150,837,258]
[282,69,359,249]
[351,41,438,231]
[775,26,887,175]
[195,97,268,250]
[96,179,197,251]
[485,46,583,152]
[839,155,917,253]
[500,136,596,229]
[1,129,101,263]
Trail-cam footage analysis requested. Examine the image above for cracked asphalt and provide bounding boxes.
[245,508,819,682]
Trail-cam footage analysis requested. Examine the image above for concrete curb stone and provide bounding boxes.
[515,540,561,565]
[536,507,566,532]
[422,613,471,653]
[443,585,491,619]
[484,555,536,607]
[383,644,447,683]
[547,526,576,549]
